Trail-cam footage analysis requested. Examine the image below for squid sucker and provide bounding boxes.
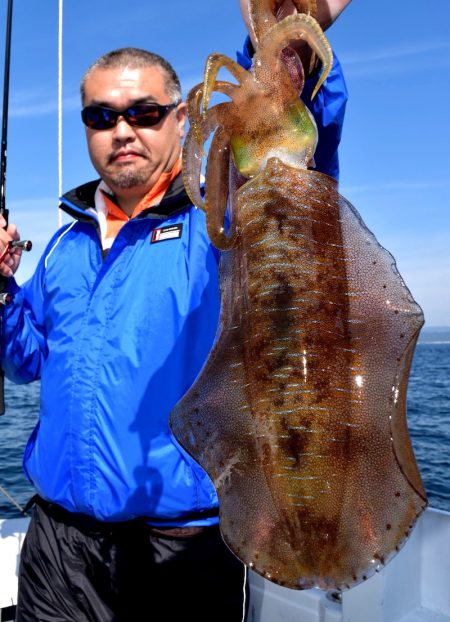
[170,1,426,591]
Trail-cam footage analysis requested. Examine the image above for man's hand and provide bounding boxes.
[314,0,351,31]
[239,0,351,78]
[0,215,22,278]
[240,0,351,35]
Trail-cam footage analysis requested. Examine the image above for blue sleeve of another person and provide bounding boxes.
[236,37,348,180]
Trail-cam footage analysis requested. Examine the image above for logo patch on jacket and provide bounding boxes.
[151,224,183,244]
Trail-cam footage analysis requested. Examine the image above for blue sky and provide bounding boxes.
[1,0,449,326]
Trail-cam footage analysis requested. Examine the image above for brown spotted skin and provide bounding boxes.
[172,0,426,592]
[170,159,426,590]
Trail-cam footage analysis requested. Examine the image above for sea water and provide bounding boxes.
[0,339,449,518]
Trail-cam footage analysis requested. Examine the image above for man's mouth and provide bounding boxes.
[109,150,145,164]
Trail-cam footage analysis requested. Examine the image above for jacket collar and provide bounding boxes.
[59,172,193,223]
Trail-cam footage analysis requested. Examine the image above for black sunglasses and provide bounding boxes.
[81,102,179,130]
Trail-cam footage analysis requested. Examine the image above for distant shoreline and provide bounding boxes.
[418,326,450,344]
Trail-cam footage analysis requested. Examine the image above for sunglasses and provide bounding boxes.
[81,102,179,130]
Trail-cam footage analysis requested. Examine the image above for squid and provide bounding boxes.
[170,0,427,591]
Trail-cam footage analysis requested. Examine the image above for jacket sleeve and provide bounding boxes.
[236,38,348,180]
[0,228,65,384]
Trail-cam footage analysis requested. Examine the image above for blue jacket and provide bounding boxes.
[1,51,347,526]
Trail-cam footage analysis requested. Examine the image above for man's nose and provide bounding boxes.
[112,116,136,141]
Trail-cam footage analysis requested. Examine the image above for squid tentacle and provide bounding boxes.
[204,127,236,250]
[203,53,251,116]
[187,80,238,130]
[248,0,317,45]
[182,129,206,212]
[255,14,333,99]
[187,80,238,149]
[182,101,232,212]
[185,82,210,156]
[290,1,319,74]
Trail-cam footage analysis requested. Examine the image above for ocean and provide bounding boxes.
[0,330,449,519]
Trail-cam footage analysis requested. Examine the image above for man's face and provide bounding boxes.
[83,65,186,204]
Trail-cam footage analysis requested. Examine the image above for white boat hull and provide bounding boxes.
[248,507,450,622]
[1,508,450,621]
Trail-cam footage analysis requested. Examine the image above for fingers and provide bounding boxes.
[0,219,22,278]
[7,223,20,241]
[0,252,21,278]
[316,0,351,31]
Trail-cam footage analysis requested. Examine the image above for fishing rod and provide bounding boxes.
[0,0,14,229]
[0,481,28,516]
[0,0,32,415]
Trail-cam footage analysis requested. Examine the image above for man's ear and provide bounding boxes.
[176,102,187,139]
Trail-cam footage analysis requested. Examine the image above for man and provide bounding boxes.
[0,1,349,620]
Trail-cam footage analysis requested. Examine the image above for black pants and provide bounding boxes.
[17,500,248,622]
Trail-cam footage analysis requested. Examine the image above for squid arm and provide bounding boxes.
[182,101,231,212]
[204,126,237,250]
[183,80,237,212]
[255,13,333,99]
[186,79,237,147]
[203,53,251,116]
[248,0,317,45]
